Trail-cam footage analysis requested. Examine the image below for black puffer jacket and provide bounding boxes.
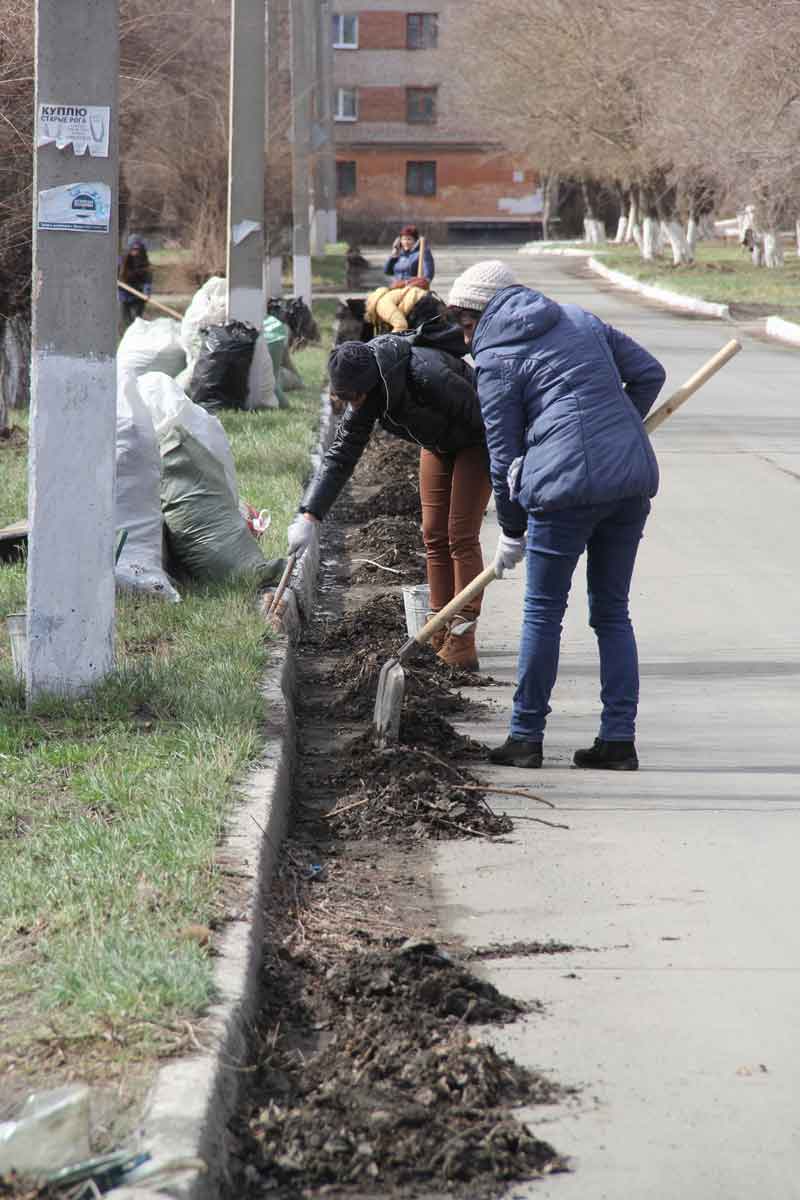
[301,321,483,520]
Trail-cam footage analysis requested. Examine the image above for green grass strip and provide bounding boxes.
[597,242,800,319]
[0,302,335,1039]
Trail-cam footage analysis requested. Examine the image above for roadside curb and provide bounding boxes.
[587,256,731,318]
[764,314,800,347]
[519,244,593,257]
[113,392,335,1199]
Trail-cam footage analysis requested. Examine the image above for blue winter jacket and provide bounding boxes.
[384,240,435,283]
[472,286,666,534]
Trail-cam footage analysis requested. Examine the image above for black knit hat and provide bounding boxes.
[328,341,380,394]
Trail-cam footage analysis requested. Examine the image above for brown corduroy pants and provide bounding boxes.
[419,445,493,620]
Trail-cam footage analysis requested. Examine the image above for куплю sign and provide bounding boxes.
[37,183,111,233]
[37,104,110,158]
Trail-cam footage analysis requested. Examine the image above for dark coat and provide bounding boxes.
[301,322,482,519]
[472,286,665,534]
[383,240,435,283]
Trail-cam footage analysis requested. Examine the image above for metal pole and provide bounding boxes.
[27,0,119,700]
[290,0,313,302]
[227,0,270,407]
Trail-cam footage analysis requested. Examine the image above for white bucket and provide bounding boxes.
[402,584,430,638]
[6,612,27,684]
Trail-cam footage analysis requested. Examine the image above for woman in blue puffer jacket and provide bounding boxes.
[447,260,666,771]
[384,224,435,283]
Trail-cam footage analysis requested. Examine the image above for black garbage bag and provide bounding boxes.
[266,297,320,349]
[190,320,258,412]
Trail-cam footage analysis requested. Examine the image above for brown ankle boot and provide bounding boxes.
[436,615,479,671]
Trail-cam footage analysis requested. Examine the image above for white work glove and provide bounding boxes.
[493,532,526,579]
[287,513,319,559]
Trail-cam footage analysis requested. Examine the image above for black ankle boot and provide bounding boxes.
[489,737,543,769]
[573,738,638,771]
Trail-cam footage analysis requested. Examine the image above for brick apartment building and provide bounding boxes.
[331,1,542,241]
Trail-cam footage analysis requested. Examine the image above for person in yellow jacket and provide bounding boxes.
[365,280,432,333]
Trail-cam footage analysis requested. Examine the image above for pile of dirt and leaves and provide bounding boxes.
[345,516,426,584]
[228,421,569,1197]
[332,482,422,524]
[227,861,568,1199]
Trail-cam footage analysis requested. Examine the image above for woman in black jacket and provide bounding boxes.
[287,321,491,669]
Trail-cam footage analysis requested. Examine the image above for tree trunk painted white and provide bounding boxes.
[0,316,31,418]
[624,196,638,242]
[583,217,606,244]
[641,216,659,260]
[614,214,627,242]
[763,230,784,268]
[661,218,693,265]
[796,218,800,256]
[541,173,559,241]
[687,215,697,254]
[631,222,642,249]
[698,213,716,240]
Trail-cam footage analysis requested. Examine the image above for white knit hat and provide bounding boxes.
[447,260,518,312]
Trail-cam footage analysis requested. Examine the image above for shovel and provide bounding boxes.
[374,563,497,744]
[264,553,297,621]
[373,337,742,745]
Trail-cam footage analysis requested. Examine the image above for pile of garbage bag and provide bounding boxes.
[112,275,319,600]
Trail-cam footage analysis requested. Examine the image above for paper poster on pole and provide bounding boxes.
[37,183,111,233]
[37,104,110,157]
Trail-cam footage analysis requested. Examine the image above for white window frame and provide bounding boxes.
[332,13,359,48]
[334,87,358,122]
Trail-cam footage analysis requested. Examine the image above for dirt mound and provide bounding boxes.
[333,481,422,524]
[308,591,406,649]
[345,516,426,583]
[356,433,420,485]
[318,736,505,843]
[230,943,566,1197]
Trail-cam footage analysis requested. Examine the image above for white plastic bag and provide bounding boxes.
[244,334,277,409]
[115,372,181,602]
[117,316,186,378]
[180,275,228,379]
[137,371,239,501]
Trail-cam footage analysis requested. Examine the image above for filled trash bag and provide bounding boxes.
[263,314,289,408]
[115,372,181,601]
[160,424,284,585]
[179,275,228,388]
[137,371,239,501]
[117,317,186,378]
[189,320,258,412]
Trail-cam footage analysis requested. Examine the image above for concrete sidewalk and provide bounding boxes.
[431,251,800,1198]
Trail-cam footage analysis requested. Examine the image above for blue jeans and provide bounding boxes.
[511,496,650,742]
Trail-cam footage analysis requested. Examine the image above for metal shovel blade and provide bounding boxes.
[373,656,405,745]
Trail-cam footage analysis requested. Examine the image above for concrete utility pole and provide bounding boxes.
[27,0,119,700]
[312,0,338,250]
[265,0,283,299]
[290,0,313,302]
[227,0,269,406]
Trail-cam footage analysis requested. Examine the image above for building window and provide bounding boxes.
[332,13,358,48]
[334,87,358,121]
[406,160,437,196]
[407,87,437,123]
[337,161,357,196]
[407,13,438,49]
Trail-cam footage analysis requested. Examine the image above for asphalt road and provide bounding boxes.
[429,247,800,1198]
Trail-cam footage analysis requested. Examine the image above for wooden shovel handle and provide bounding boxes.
[645,339,741,434]
[417,236,427,279]
[410,563,497,651]
[266,554,297,617]
[118,279,184,321]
